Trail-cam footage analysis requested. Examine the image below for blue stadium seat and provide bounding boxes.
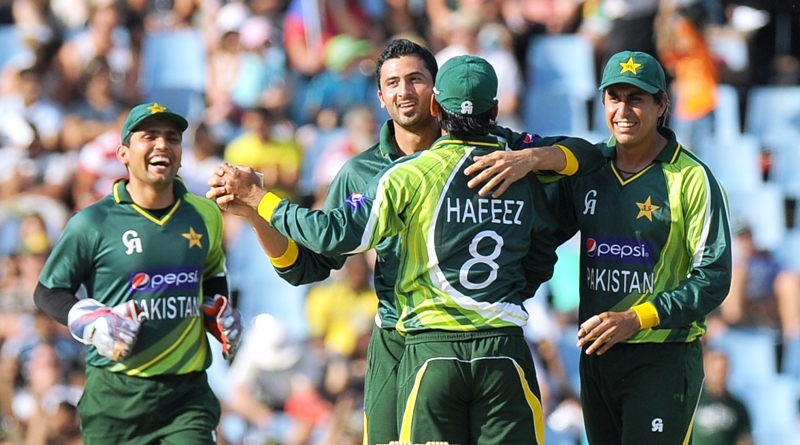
[526,34,596,100]
[523,90,591,136]
[741,376,800,445]
[708,328,778,396]
[523,35,598,137]
[139,29,207,95]
[713,84,741,137]
[702,133,761,196]
[745,86,800,150]
[768,139,800,199]
[727,181,786,252]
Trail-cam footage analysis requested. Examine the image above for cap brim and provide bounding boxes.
[599,77,660,94]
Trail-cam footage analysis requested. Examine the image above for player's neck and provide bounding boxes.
[126,180,175,209]
[393,119,440,156]
[615,132,667,173]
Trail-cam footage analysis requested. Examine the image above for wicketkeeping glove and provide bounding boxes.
[203,295,242,360]
[68,299,143,361]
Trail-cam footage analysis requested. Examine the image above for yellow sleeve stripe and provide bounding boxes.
[556,145,579,176]
[632,302,660,329]
[257,192,283,222]
[270,239,299,269]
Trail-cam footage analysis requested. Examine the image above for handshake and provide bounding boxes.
[206,163,266,218]
[68,296,242,362]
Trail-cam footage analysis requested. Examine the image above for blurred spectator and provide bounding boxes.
[52,0,134,105]
[434,15,524,129]
[719,218,800,339]
[0,66,64,152]
[205,1,250,137]
[179,122,225,197]
[305,253,377,358]
[693,348,753,445]
[294,109,345,205]
[70,107,129,210]
[425,0,504,51]
[578,0,660,76]
[60,57,125,152]
[206,10,289,143]
[302,34,377,131]
[233,15,289,112]
[282,0,376,124]
[655,0,717,152]
[310,105,376,207]
[126,0,206,32]
[224,107,302,201]
[11,0,64,67]
[282,0,374,77]
[0,118,75,203]
[226,313,329,445]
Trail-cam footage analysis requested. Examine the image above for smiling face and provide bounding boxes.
[603,83,667,151]
[377,55,435,131]
[117,117,183,190]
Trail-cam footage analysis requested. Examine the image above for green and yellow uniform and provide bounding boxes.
[268,120,601,444]
[39,179,226,444]
[547,127,732,444]
[260,132,575,444]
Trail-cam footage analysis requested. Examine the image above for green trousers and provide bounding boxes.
[397,327,543,445]
[78,366,220,445]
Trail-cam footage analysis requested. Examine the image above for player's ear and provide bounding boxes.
[116,144,129,166]
[431,97,440,116]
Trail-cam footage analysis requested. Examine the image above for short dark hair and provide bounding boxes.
[436,106,496,138]
[375,39,438,89]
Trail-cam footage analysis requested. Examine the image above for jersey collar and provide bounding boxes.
[600,127,682,164]
[430,133,503,151]
[112,177,188,205]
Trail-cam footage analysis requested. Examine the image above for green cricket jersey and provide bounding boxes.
[272,120,603,329]
[547,128,732,343]
[39,179,226,376]
[264,134,566,335]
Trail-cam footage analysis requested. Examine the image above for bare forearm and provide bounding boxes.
[246,212,289,259]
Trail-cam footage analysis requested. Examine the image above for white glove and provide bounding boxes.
[68,299,143,361]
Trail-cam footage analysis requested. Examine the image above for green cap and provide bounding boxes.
[121,102,188,143]
[598,51,666,94]
[434,55,497,115]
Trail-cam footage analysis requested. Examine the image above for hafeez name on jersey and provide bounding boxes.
[445,197,524,225]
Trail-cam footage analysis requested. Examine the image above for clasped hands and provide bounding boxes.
[206,163,267,217]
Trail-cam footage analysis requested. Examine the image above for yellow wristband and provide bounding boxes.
[257,192,283,223]
[270,239,299,269]
[556,145,579,176]
[632,302,659,330]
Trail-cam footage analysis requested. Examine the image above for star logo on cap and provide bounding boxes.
[636,196,660,221]
[619,57,642,75]
[148,103,167,114]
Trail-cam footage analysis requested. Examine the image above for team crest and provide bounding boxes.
[635,196,660,221]
[461,101,474,114]
[346,192,366,210]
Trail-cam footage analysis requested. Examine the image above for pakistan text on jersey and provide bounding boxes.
[586,267,655,294]
[136,296,202,321]
[446,198,524,225]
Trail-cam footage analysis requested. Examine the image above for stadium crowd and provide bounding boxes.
[0,0,799,444]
